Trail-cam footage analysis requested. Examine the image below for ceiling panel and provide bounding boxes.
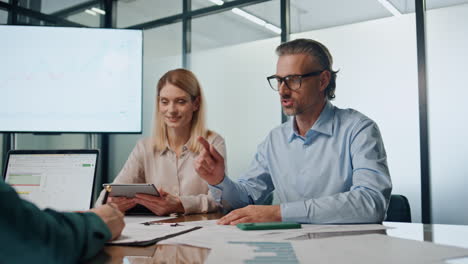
[192,1,280,52]
[116,0,181,28]
[389,0,468,13]
[41,0,94,14]
[291,0,394,33]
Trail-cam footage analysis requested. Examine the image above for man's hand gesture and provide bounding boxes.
[194,136,225,185]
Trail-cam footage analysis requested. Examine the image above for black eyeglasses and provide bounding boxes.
[266,70,324,91]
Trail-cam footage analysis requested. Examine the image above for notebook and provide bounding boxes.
[3,149,99,211]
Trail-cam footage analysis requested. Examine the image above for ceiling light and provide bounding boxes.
[91,7,106,15]
[231,8,281,35]
[265,23,282,34]
[84,9,97,16]
[232,8,266,26]
[208,0,224,5]
[377,0,402,16]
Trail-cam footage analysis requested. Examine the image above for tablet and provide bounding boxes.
[102,183,160,198]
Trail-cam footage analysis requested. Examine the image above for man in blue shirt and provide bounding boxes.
[195,38,392,224]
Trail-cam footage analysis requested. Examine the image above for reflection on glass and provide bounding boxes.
[40,0,95,14]
[192,0,236,9]
[389,0,468,13]
[426,1,468,225]
[432,224,468,249]
[117,0,182,28]
[104,244,209,264]
[190,37,280,180]
[385,222,425,241]
[0,10,7,24]
[290,0,394,33]
[152,245,210,264]
[65,5,101,27]
[290,0,421,222]
[289,229,386,240]
[192,0,280,51]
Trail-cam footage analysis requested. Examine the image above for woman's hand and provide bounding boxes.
[134,189,185,216]
[107,196,137,213]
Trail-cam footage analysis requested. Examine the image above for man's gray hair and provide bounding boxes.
[276,38,338,100]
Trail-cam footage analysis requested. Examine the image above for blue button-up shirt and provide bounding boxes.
[210,101,392,224]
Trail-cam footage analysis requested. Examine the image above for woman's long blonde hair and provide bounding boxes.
[153,68,210,153]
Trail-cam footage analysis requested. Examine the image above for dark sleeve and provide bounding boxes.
[0,181,111,263]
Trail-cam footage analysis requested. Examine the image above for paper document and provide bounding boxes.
[285,223,389,240]
[161,222,295,248]
[178,219,218,227]
[161,220,391,248]
[291,234,468,264]
[108,222,200,246]
[205,234,468,264]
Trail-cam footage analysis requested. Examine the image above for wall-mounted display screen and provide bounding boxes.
[0,25,142,133]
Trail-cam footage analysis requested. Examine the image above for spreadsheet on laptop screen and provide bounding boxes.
[4,153,97,211]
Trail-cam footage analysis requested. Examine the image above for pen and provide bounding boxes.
[102,185,112,205]
[141,222,183,226]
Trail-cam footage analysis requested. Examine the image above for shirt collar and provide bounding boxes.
[288,100,335,142]
[159,142,189,156]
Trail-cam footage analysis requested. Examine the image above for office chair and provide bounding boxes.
[385,194,412,222]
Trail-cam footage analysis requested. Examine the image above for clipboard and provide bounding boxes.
[107,224,202,247]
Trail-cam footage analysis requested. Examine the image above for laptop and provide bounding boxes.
[3,149,99,211]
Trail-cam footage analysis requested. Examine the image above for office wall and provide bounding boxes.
[427,3,468,225]
[292,14,422,222]
[14,134,87,149]
[107,23,181,180]
[190,37,281,181]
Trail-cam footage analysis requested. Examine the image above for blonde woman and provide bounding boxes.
[96,69,225,215]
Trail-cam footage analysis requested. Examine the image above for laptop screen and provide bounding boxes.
[3,150,98,211]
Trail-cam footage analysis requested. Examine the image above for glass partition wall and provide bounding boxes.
[291,0,422,222]
[1,0,466,224]
[191,0,281,180]
[0,9,7,24]
[107,22,182,179]
[426,0,468,225]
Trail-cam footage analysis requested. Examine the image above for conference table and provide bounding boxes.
[87,213,468,264]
